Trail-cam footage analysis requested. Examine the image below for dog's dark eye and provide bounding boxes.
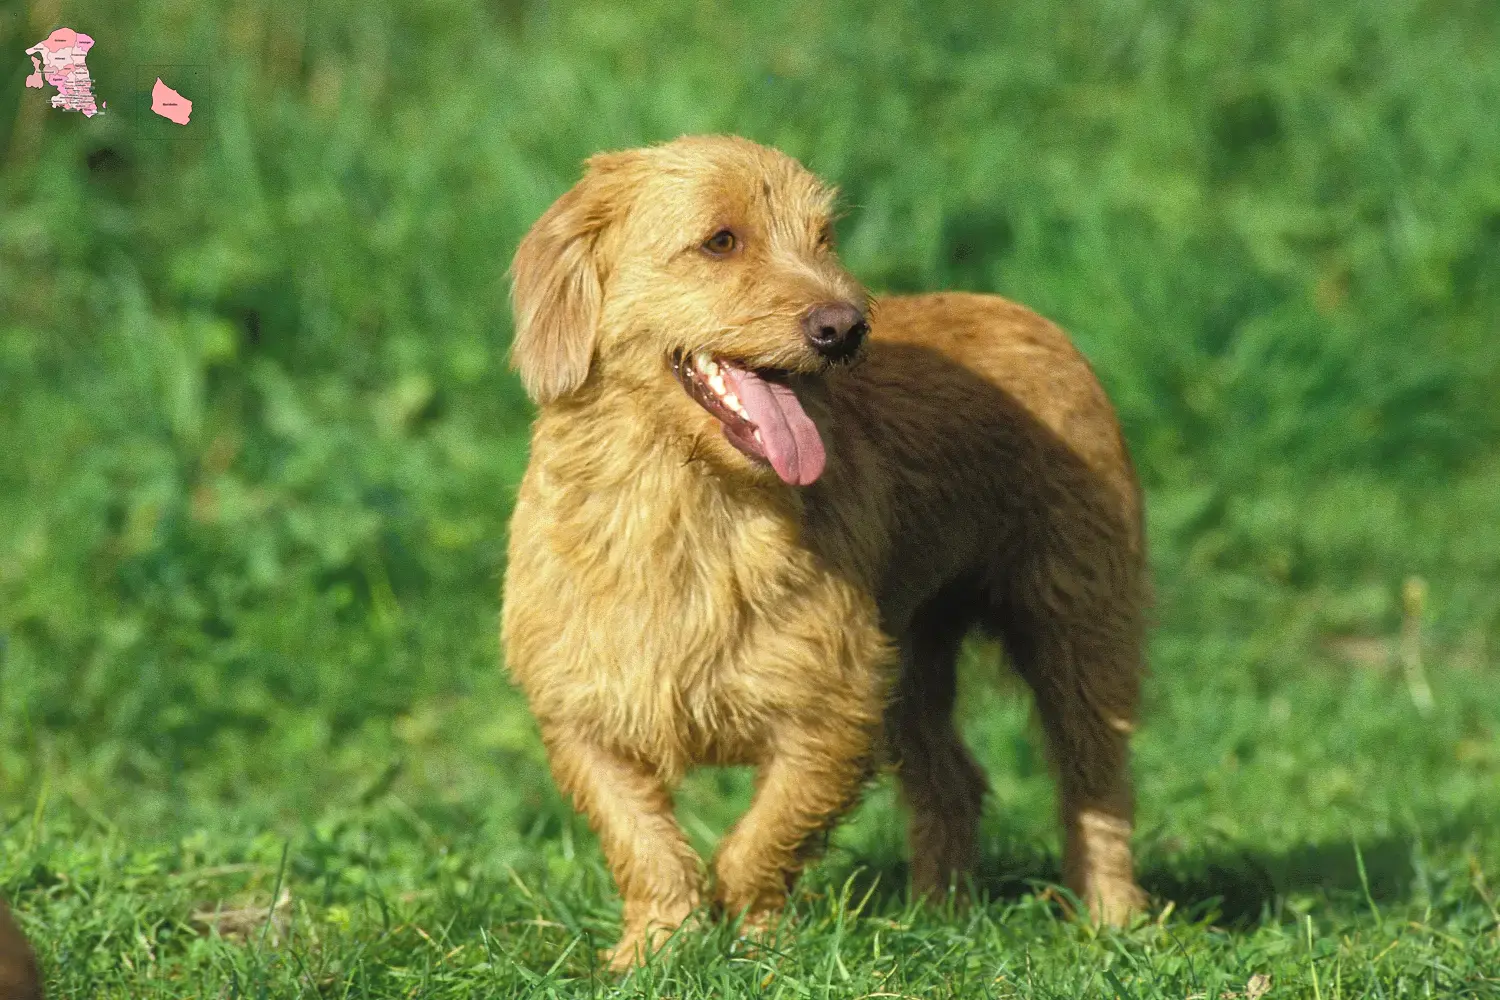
[817,225,834,249]
[702,230,737,256]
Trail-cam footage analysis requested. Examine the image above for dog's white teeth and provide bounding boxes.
[682,350,752,423]
[752,428,764,445]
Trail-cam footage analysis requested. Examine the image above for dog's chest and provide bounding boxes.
[508,462,838,771]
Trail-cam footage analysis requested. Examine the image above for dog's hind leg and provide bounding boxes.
[998,561,1146,926]
[541,733,704,970]
[887,607,990,901]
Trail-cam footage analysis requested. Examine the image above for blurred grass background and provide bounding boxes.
[2,0,1499,994]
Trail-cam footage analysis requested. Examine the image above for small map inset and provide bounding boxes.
[24,27,103,117]
[131,64,206,139]
[151,77,192,124]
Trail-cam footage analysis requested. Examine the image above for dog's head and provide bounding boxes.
[509,135,870,486]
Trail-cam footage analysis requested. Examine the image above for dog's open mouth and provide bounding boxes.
[670,350,826,486]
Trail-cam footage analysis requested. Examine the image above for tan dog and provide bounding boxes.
[502,135,1148,969]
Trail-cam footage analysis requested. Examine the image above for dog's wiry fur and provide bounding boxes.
[502,135,1149,968]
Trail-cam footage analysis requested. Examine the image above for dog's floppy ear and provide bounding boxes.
[508,152,636,405]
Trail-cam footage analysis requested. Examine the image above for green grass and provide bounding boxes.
[5,640,1500,996]
[2,0,1499,995]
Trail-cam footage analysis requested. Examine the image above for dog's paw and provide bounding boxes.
[1082,878,1148,928]
[602,935,647,974]
[604,928,671,973]
[603,909,704,972]
[909,875,977,911]
[725,907,791,959]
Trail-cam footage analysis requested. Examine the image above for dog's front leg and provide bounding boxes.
[541,732,704,970]
[710,726,874,933]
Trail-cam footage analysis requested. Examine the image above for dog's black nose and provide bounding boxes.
[802,302,868,358]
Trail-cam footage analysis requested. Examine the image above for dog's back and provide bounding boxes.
[803,291,1145,638]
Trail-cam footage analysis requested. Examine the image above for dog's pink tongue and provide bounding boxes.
[724,367,826,486]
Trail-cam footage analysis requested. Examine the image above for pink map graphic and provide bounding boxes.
[151,77,192,125]
[24,27,103,117]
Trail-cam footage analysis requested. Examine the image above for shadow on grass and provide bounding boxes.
[825,832,1433,927]
[1136,836,1420,924]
